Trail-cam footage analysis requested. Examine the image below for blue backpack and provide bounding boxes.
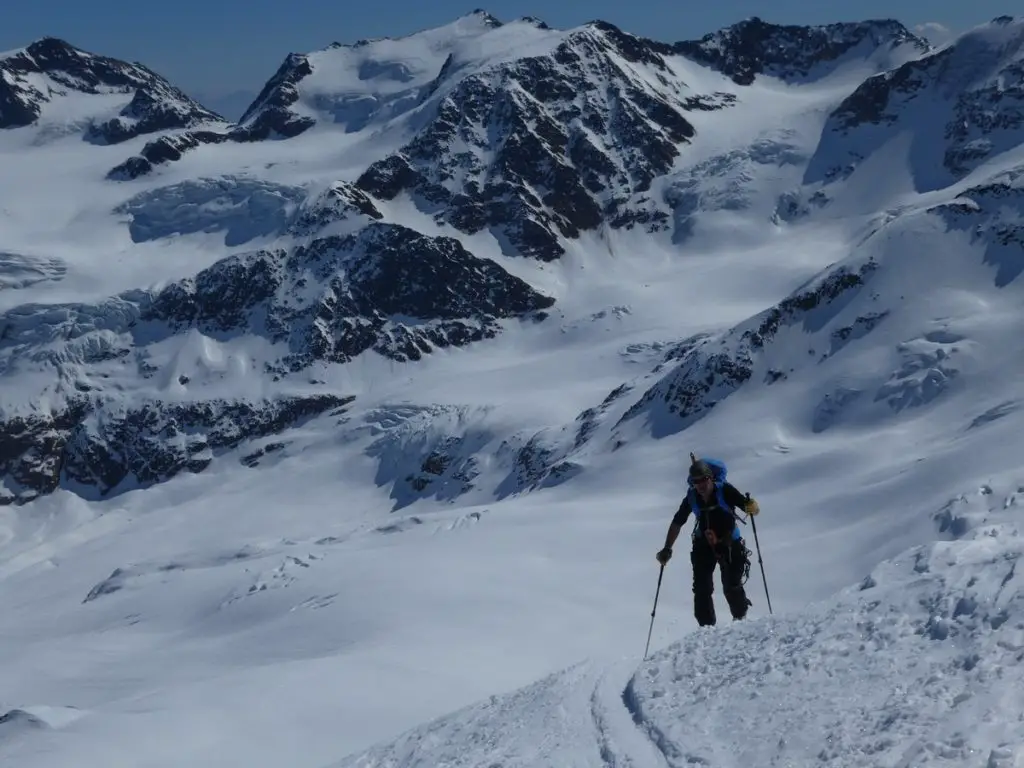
[686,454,740,541]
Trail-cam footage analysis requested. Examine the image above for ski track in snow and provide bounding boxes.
[334,501,1024,768]
[2,12,1024,768]
[329,659,673,768]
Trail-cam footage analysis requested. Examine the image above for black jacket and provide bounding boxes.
[671,481,748,542]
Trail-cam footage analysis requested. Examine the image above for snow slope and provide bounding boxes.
[335,479,1024,768]
[236,11,565,135]
[1,11,1023,768]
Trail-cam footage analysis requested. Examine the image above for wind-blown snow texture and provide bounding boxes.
[337,483,1024,767]
[2,10,1024,768]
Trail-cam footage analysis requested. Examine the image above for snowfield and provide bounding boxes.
[1,11,1023,768]
[336,483,1024,767]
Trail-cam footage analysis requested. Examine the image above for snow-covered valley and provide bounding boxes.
[1,11,1023,767]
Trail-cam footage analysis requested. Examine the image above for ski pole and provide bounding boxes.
[747,494,773,615]
[643,562,665,660]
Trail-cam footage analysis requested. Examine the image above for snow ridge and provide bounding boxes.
[0,11,1023,768]
[334,481,1024,767]
[0,37,224,140]
[675,16,932,84]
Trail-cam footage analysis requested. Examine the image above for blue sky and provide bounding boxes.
[0,0,1007,99]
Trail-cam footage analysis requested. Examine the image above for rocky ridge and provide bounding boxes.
[0,37,223,141]
[0,222,552,503]
[2,13,1020,507]
[807,16,1024,188]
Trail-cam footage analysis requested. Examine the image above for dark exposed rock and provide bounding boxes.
[828,311,890,356]
[943,56,1024,176]
[574,383,634,449]
[811,20,1024,186]
[401,437,479,498]
[772,188,830,224]
[742,260,879,349]
[355,22,709,260]
[232,53,317,141]
[0,78,40,127]
[0,223,552,396]
[288,182,384,237]
[0,216,554,503]
[0,394,350,504]
[496,432,561,497]
[8,15,986,511]
[0,709,49,730]
[586,20,677,67]
[143,248,282,334]
[104,50,317,178]
[0,37,222,139]
[0,401,90,504]
[490,383,635,498]
[240,440,288,468]
[675,17,929,85]
[61,394,353,496]
[107,130,230,180]
[142,222,554,370]
[623,348,755,433]
[930,173,1024,287]
[827,54,938,132]
[618,259,879,435]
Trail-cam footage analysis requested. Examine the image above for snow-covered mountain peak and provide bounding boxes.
[676,16,932,85]
[234,12,566,139]
[338,9,505,57]
[807,14,1024,192]
[112,12,932,185]
[0,37,223,141]
[351,18,726,261]
[932,14,1024,92]
[3,12,1024,767]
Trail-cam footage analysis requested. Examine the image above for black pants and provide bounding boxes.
[691,536,751,626]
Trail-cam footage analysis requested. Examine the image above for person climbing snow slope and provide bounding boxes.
[655,454,760,626]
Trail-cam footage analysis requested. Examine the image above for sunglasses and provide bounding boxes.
[693,476,713,484]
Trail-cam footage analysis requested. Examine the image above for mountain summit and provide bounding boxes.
[675,16,931,84]
[3,13,1019,506]
[233,9,518,140]
[1,12,1024,768]
[0,37,223,141]
[808,15,1024,190]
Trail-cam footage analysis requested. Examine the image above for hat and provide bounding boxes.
[688,459,713,480]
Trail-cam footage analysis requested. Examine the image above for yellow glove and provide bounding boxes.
[744,497,760,516]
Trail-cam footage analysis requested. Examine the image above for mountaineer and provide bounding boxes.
[655,454,760,626]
